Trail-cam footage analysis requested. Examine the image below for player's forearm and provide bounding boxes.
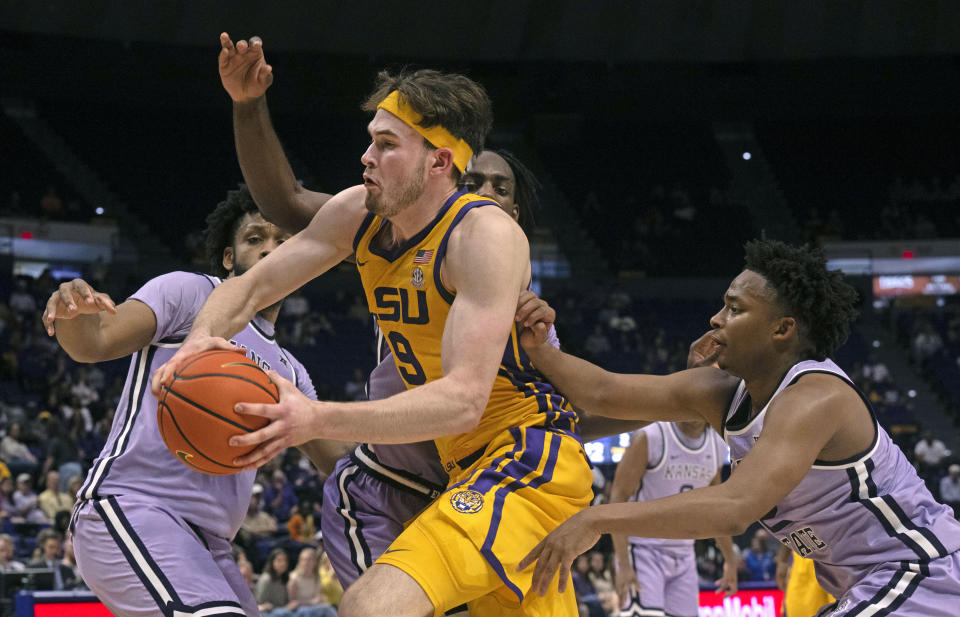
[608,476,635,507]
[612,533,632,572]
[189,277,262,341]
[54,314,109,362]
[578,414,650,442]
[234,97,314,233]
[525,343,633,418]
[313,377,486,444]
[715,534,737,568]
[579,485,751,540]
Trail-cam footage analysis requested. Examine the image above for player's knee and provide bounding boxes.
[338,584,369,617]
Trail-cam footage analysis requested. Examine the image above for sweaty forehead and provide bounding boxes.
[466,151,514,183]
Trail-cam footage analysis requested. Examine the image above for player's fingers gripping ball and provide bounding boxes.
[157,349,277,475]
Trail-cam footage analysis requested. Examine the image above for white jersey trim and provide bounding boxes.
[353,445,436,497]
[668,423,709,455]
[98,498,174,606]
[83,345,151,500]
[850,460,941,559]
[647,424,667,472]
[810,426,881,470]
[337,463,371,573]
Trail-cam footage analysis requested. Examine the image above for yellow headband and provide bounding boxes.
[377,90,474,173]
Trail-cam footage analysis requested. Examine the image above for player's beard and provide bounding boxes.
[365,156,427,218]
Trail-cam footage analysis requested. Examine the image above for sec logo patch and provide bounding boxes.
[450,489,484,514]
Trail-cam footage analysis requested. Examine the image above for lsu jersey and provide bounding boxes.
[353,190,580,473]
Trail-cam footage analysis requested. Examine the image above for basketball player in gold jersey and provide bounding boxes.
[154,33,593,617]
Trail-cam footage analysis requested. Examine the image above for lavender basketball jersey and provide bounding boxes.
[724,358,960,597]
[78,272,316,539]
[359,346,446,486]
[628,422,726,553]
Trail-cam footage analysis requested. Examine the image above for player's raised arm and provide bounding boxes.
[42,278,156,363]
[220,32,333,233]
[151,187,367,394]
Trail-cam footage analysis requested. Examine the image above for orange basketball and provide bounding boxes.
[157,349,277,475]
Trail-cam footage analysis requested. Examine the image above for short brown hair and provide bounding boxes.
[362,69,494,159]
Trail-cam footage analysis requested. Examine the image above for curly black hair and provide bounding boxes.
[204,184,260,278]
[492,149,541,236]
[744,239,860,360]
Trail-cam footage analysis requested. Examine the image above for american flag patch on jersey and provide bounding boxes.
[413,249,434,264]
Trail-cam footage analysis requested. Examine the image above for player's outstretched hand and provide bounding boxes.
[516,290,555,350]
[517,509,601,597]
[150,334,239,396]
[42,278,117,336]
[687,329,721,369]
[715,560,738,597]
[230,370,318,470]
[219,32,273,103]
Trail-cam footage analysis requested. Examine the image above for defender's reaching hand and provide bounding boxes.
[515,290,555,350]
[219,32,274,103]
[42,278,117,336]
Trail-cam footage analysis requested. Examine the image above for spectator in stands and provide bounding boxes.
[318,549,343,608]
[8,280,37,322]
[940,464,960,519]
[257,548,294,617]
[69,367,100,407]
[584,324,613,357]
[586,551,619,617]
[61,534,82,589]
[0,476,16,523]
[28,530,76,590]
[0,422,38,476]
[862,353,890,383]
[40,415,83,486]
[913,321,944,361]
[37,469,73,524]
[0,534,24,572]
[235,548,256,596]
[915,429,951,478]
[571,554,601,617]
[241,483,278,539]
[287,547,337,617]
[67,474,83,502]
[264,469,297,523]
[742,529,777,582]
[286,499,317,544]
[38,470,72,523]
[343,368,366,401]
[12,473,46,525]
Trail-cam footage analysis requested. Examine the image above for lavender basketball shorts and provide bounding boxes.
[320,450,444,589]
[620,543,698,617]
[72,495,256,617]
[816,551,960,617]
